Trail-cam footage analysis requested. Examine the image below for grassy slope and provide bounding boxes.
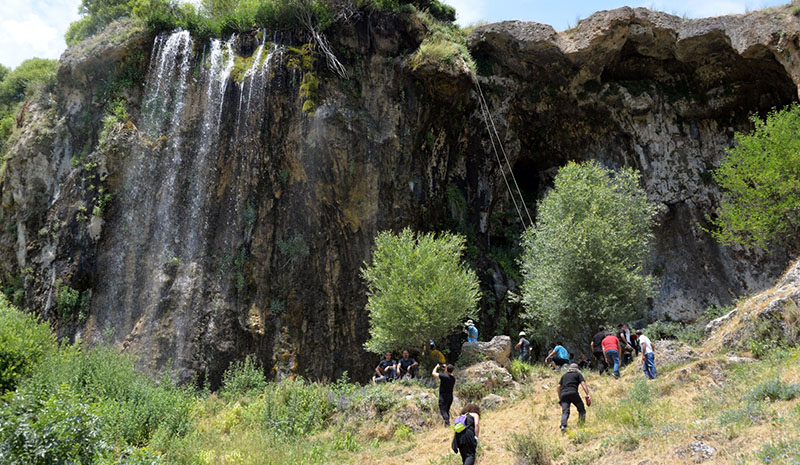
[179,350,799,465]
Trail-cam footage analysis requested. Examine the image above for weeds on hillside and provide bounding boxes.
[507,431,561,465]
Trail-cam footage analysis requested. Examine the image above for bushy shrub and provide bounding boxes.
[220,355,266,399]
[362,228,480,353]
[509,359,533,381]
[747,378,800,402]
[0,383,110,465]
[263,378,334,436]
[0,295,54,393]
[0,343,192,459]
[506,432,560,465]
[455,381,487,403]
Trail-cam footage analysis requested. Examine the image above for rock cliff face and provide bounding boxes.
[1,6,798,384]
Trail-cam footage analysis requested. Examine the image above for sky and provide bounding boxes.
[0,0,790,69]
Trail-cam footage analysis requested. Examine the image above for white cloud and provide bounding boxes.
[442,0,489,26]
[0,0,81,69]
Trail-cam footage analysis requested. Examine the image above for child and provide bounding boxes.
[451,403,481,465]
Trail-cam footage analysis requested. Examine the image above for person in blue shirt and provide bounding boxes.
[545,342,570,369]
[464,320,478,342]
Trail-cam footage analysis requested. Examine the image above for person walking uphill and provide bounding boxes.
[637,329,657,379]
[557,363,591,433]
[601,332,621,378]
[591,326,608,375]
[452,404,481,465]
[515,331,531,362]
[433,364,456,426]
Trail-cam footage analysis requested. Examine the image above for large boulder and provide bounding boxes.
[654,340,700,366]
[457,360,513,389]
[460,335,512,368]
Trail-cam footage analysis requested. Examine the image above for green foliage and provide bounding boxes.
[410,11,475,74]
[262,378,334,436]
[708,104,800,250]
[520,161,659,344]
[54,280,91,322]
[0,58,57,153]
[757,439,800,464]
[65,0,138,45]
[509,359,533,381]
[0,295,54,394]
[454,381,487,403]
[0,343,192,462]
[506,432,560,465]
[747,378,800,402]
[220,355,266,399]
[362,228,480,353]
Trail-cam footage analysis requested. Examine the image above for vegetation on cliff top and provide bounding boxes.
[0,58,57,157]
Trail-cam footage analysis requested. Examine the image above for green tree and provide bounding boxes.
[520,161,659,343]
[362,228,480,353]
[0,294,55,394]
[709,104,800,251]
[65,0,138,45]
[0,59,57,152]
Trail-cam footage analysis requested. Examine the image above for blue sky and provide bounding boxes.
[0,0,790,69]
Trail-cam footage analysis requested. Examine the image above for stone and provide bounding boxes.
[704,308,738,335]
[675,441,716,463]
[654,340,700,366]
[460,336,512,368]
[479,393,508,410]
[457,361,514,389]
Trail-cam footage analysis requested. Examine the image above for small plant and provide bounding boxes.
[0,295,55,393]
[510,360,533,381]
[506,432,560,465]
[455,381,488,403]
[220,355,266,399]
[393,424,413,441]
[54,281,89,322]
[747,378,800,402]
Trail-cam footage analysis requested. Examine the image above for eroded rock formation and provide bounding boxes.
[1,6,798,383]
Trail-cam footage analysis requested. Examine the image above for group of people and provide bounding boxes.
[590,324,656,380]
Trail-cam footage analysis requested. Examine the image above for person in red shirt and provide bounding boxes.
[601,333,621,378]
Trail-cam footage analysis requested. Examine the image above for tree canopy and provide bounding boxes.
[709,104,800,252]
[519,161,659,344]
[361,228,480,354]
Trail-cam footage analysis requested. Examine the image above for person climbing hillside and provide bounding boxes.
[601,332,621,378]
[397,350,419,379]
[428,341,446,364]
[373,351,397,382]
[591,325,608,375]
[637,329,657,379]
[616,324,634,365]
[515,331,531,362]
[557,363,591,433]
[452,403,481,465]
[464,320,478,342]
[433,363,456,426]
[545,342,569,369]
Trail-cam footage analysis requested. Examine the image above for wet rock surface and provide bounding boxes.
[2,7,799,382]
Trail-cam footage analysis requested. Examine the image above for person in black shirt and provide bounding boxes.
[396,350,419,379]
[557,363,591,432]
[590,326,608,375]
[373,351,396,382]
[433,363,456,425]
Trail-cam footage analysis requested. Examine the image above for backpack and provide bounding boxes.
[453,415,468,433]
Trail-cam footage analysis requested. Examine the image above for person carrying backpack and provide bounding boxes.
[557,363,591,433]
[433,363,456,426]
[451,404,481,465]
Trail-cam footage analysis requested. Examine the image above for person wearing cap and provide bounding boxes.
[637,329,657,379]
[515,331,531,362]
[464,320,478,343]
[557,363,591,433]
[590,325,608,375]
[428,342,446,364]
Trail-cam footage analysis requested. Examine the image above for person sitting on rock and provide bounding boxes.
[464,320,478,342]
[396,350,419,379]
[515,331,531,363]
[433,363,456,426]
[373,350,397,382]
[545,342,570,369]
[451,403,481,465]
[557,363,591,433]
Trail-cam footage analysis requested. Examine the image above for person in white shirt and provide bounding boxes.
[636,329,657,379]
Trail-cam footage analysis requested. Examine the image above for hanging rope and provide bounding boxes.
[474,79,533,228]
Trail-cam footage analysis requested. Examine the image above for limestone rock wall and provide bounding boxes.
[1,6,798,383]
